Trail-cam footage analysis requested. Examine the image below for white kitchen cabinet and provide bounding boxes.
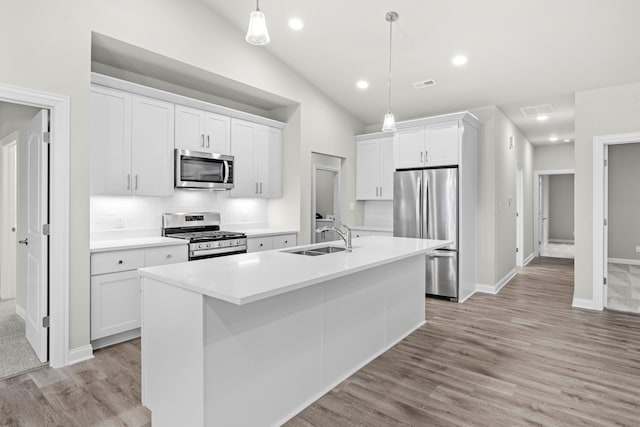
[247,233,297,252]
[90,86,174,196]
[230,118,282,199]
[90,243,188,346]
[355,135,394,200]
[395,122,459,169]
[175,105,231,155]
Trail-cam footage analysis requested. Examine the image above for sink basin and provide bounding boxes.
[285,245,348,256]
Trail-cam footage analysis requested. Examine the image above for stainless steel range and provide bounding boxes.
[162,212,247,261]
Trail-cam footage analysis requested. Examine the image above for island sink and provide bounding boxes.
[285,245,346,256]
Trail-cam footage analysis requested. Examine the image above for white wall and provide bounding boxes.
[1,0,364,351]
[534,143,575,171]
[608,143,640,260]
[574,80,640,301]
[548,174,574,242]
[0,102,40,311]
[471,105,535,287]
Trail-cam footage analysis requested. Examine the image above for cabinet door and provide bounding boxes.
[258,126,282,198]
[131,95,174,196]
[230,119,259,198]
[90,86,131,195]
[356,140,380,200]
[175,105,206,152]
[426,123,459,166]
[395,127,425,169]
[247,237,273,252]
[204,113,231,155]
[379,137,395,200]
[272,234,296,249]
[91,270,141,340]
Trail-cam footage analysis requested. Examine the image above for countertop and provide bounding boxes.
[90,236,187,253]
[241,228,298,238]
[139,236,450,305]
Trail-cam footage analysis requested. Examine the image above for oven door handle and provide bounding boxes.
[223,160,230,184]
[190,245,247,259]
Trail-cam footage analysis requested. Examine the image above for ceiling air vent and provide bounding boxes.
[412,79,437,89]
[520,104,555,117]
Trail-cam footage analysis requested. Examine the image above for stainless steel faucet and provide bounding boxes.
[315,222,352,252]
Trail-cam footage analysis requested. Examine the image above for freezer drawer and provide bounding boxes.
[426,251,458,298]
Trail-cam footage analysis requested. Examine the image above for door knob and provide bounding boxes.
[11,227,16,232]
[18,238,28,246]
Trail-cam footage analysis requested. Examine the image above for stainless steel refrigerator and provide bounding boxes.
[393,168,458,300]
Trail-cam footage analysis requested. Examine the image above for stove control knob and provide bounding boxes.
[218,242,223,247]
[206,243,211,248]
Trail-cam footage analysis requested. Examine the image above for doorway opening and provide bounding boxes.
[0,101,50,378]
[311,153,342,244]
[534,169,575,260]
[516,164,524,266]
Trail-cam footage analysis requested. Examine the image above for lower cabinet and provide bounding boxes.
[247,233,297,253]
[90,244,187,347]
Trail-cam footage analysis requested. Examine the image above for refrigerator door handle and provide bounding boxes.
[417,175,423,237]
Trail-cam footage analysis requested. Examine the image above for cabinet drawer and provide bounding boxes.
[272,234,296,250]
[91,249,145,275]
[145,245,188,267]
[247,237,273,253]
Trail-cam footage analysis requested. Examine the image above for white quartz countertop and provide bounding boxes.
[90,236,188,253]
[241,228,298,238]
[139,236,450,305]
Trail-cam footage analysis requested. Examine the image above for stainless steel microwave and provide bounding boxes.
[175,149,234,190]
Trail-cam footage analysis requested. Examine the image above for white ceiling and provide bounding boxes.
[203,0,640,145]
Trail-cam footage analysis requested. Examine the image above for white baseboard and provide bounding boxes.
[523,253,535,266]
[572,297,602,311]
[608,258,640,266]
[15,304,25,320]
[67,345,94,365]
[91,328,140,350]
[458,290,477,303]
[476,268,517,295]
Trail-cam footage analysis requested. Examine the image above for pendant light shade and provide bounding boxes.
[246,1,270,46]
[382,11,398,132]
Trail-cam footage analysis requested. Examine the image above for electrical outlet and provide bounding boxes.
[349,202,355,210]
[115,215,124,229]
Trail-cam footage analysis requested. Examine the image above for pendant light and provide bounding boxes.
[382,11,399,132]
[246,0,270,46]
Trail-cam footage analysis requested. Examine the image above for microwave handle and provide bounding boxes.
[223,160,230,183]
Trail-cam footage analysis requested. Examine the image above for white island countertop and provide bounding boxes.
[139,236,450,305]
[90,236,187,253]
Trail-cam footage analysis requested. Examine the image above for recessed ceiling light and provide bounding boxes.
[536,115,549,121]
[356,80,369,89]
[564,139,571,142]
[452,55,468,66]
[288,18,304,31]
[549,137,559,142]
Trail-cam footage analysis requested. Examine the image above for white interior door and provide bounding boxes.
[538,175,543,255]
[1,140,18,299]
[25,109,49,363]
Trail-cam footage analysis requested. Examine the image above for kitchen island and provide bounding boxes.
[138,236,450,427]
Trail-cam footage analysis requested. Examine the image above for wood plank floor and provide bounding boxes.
[2,257,640,426]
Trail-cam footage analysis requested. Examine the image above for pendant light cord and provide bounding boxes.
[387,17,393,114]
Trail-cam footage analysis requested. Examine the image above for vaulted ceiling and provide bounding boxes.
[204,0,640,144]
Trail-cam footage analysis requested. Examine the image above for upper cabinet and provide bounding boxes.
[230,118,282,199]
[355,135,394,200]
[90,86,174,196]
[175,105,230,155]
[395,122,459,169]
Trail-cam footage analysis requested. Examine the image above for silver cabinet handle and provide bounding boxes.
[206,135,210,148]
[127,174,131,190]
[255,182,259,194]
[376,187,379,197]
[18,238,28,246]
[420,151,423,163]
[425,150,428,163]
[201,134,205,147]
[135,175,139,190]
[259,182,263,194]
[166,254,172,258]
[380,186,383,197]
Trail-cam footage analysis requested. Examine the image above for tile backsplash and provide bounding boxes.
[91,190,268,239]
[363,201,393,228]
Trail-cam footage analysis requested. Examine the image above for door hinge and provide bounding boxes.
[516,212,519,217]
[42,223,51,235]
[604,159,608,167]
[42,316,50,328]
[604,218,608,226]
[43,131,50,144]
[516,247,519,253]
[603,277,607,285]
